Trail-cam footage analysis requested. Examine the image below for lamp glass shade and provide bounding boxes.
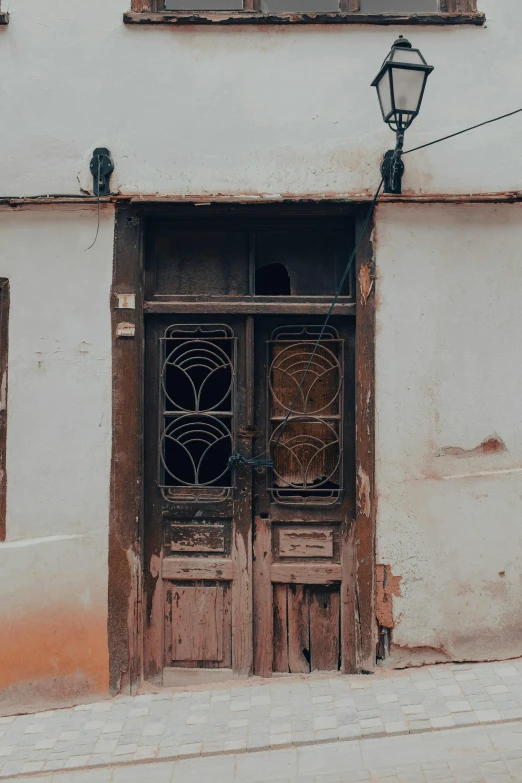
[376,69,392,120]
[392,67,427,115]
[372,37,434,132]
[390,47,425,65]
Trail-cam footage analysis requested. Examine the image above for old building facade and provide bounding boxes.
[1,0,521,715]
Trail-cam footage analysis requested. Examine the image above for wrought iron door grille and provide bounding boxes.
[267,325,344,506]
[159,324,236,503]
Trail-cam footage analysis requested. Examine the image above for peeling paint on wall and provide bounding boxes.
[438,435,508,458]
[358,264,373,306]
[0,606,109,717]
[376,564,401,629]
[374,203,522,668]
[389,643,451,668]
[357,465,371,519]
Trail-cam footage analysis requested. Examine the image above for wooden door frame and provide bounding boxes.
[108,202,377,695]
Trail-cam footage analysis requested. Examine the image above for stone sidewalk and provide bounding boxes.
[2,659,522,779]
[7,720,522,782]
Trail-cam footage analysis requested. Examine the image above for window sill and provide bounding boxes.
[0,12,9,24]
[123,10,485,25]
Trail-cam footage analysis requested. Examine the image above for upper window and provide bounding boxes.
[361,0,438,9]
[163,0,438,9]
[128,0,481,16]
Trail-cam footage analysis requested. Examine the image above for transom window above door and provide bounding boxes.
[144,210,356,303]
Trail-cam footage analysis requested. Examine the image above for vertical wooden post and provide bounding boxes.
[340,517,357,673]
[253,516,273,676]
[341,302,357,674]
[109,206,144,694]
[354,210,377,673]
[232,315,254,677]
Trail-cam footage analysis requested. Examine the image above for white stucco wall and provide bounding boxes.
[0,0,520,198]
[0,206,113,713]
[0,0,521,709]
[375,203,522,665]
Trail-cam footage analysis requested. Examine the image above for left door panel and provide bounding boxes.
[144,316,253,685]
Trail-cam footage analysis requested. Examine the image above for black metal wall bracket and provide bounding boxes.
[381,132,405,195]
[89,148,114,196]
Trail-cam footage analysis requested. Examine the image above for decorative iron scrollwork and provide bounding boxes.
[159,325,236,503]
[267,326,343,505]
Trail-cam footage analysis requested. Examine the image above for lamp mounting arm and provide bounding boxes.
[381,131,405,195]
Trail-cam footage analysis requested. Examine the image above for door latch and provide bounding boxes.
[228,453,274,470]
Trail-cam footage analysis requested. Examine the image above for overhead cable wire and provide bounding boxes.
[268,177,384,463]
[0,106,521,203]
[404,107,522,155]
[252,105,522,469]
[86,157,102,251]
[231,178,385,470]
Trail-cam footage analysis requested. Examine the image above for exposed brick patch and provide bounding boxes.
[376,564,402,629]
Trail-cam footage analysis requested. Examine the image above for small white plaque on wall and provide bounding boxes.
[116,293,136,310]
[116,322,135,338]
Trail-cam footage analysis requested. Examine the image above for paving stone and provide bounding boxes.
[475,709,502,723]
[315,716,337,730]
[59,730,80,741]
[447,702,472,713]
[230,701,250,713]
[454,673,477,682]
[6,661,522,779]
[496,667,519,679]
[272,706,293,717]
[338,724,362,739]
[487,685,509,695]
[271,722,292,735]
[438,686,462,697]
[114,743,137,755]
[385,722,409,735]
[402,706,427,716]
[225,738,248,752]
[360,718,383,729]
[177,742,202,758]
[452,714,478,728]
[430,717,456,731]
[409,721,432,734]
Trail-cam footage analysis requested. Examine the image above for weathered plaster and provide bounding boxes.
[375,203,522,666]
[376,564,402,629]
[0,0,519,198]
[0,206,113,713]
[0,0,520,707]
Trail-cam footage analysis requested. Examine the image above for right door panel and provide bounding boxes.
[252,316,356,676]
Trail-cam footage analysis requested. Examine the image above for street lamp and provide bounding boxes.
[372,36,434,194]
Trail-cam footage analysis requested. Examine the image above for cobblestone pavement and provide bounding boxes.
[9,720,522,782]
[2,659,522,779]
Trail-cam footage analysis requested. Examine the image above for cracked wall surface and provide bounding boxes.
[0,0,518,199]
[0,207,113,714]
[374,203,522,667]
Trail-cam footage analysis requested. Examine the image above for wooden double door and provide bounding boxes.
[144,312,356,683]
